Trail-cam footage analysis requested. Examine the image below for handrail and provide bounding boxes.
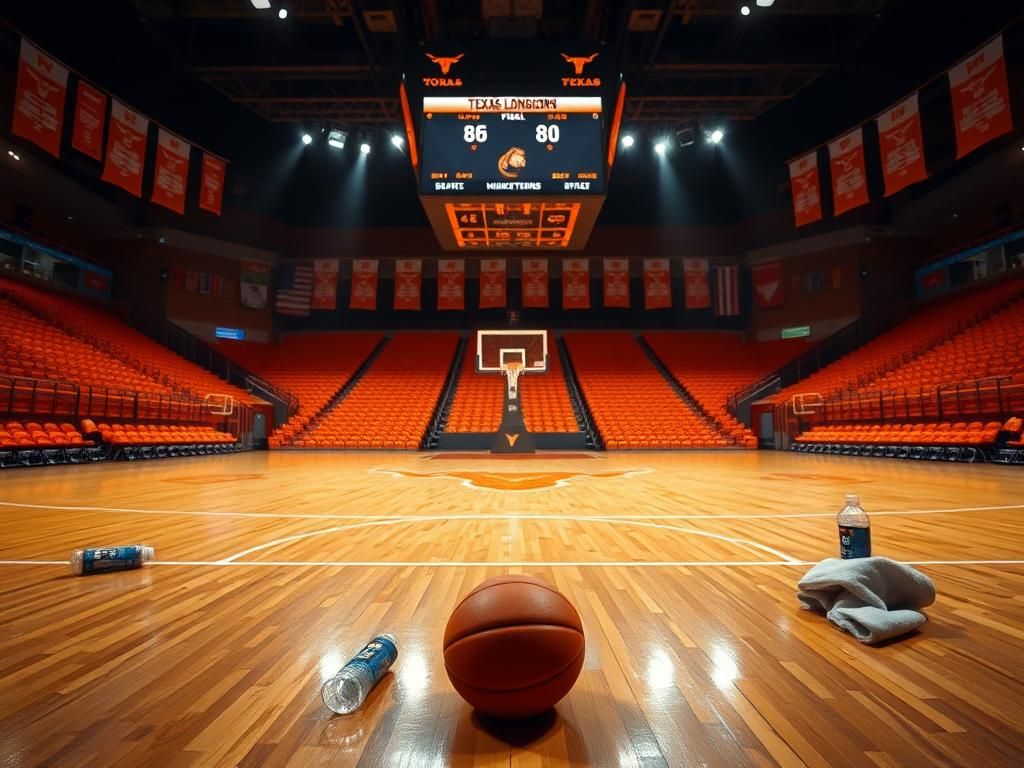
[423,336,467,449]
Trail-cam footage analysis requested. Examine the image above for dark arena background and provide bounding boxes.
[1,2,1023,766]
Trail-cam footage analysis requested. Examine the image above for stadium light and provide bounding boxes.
[621,134,635,148]
[654,139,668,156]
[250,0,271,8]
[391,134,404,149]
[708,128,724,145]
[327,129,347,149]
[301,133,313,145]
[7,150,20,161]
[278,7,288,19]
[740,5,751,15]
[756,0,775,6]
[360,142,371,155]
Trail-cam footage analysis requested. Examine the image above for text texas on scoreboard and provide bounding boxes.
[407,44,620,251]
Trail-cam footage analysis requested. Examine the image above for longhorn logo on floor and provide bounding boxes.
[373,468,648,491]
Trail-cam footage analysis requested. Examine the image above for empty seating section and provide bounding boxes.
[645,333,806,447]
[773,277,1024,406]
[297,333,459,449]
[1,420,93,448]
[796,421,1003,447]
[222,334,381,446]
[91,422,235,447]
[565,333,729,449]
[0,278,254,405]
[445,338,578,433]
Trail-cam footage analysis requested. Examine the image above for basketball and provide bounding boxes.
[443,575,585,719]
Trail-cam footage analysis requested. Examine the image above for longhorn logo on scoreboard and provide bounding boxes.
[498,147,527,178]
[424,53,464,87]
[560,53,601,87]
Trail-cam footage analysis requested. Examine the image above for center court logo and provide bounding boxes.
[373,468,646,491]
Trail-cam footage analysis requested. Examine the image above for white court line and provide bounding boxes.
[3,560,1024,568]
[1,499,1022,522]
[217,514,799,564]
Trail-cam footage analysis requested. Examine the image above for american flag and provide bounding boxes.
[275,263,314,316]
[714,265,741,316]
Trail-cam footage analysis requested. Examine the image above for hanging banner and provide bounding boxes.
[312,259,339,310]
[240,261,270,310]
[522,258,549,309]
[603,259,630,309]
[101,100,148,197]
[752,261,784,308]
[877,92,927,197]
[185,271,199,293]
[349,259,378,311]
[199,153,226,216]
[715,265,741,317]
[788,151,822,227]
[828,127,869,216]
[562,258,590,310]
[437,259,465,310]
[949,36,1013,159]
[394,259,422,311]
[643,259,671,310]
[479,258,506,309]
[71,80,106,161]
[151,128,190,214]
[682,259,711,309]
[12,39,68,158]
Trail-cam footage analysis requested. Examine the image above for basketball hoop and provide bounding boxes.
[502,362,524,400]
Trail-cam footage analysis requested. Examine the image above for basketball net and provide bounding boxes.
[503,362,524,400]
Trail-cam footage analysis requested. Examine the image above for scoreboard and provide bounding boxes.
[406,43,622,251]
[420,96,605,196]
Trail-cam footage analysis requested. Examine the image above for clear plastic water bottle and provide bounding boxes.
[322,633,398,714]
[69,545,155,576]
[838,494,871,559]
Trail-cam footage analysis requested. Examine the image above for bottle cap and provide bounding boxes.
[141,546,156,563]
[844,493,860,506]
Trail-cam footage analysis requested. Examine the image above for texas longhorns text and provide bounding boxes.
[560,53,600,86]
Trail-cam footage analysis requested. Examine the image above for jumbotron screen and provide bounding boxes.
[420,96,604,196]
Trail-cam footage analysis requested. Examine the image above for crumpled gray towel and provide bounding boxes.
[797,557,936,644]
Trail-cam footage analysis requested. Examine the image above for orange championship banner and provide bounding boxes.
[877,92,927,197]
[522,258,549,309]
[199,153,226,216]
[682,259,711,310]
[394,259,422,311]
[151,128,190,214]
[788,151,822,228]
[71,80,106,161]
[562,258,590,310]
[101,100,148,197]
[603,259,630,309]
[948,36,1013,159]
[643,259,671,310]
[438,259,465,310]
[827,127,869,217]
[312,259,339,310]
[12,39,69,158]
[349,259,378,311]
[479,259,506,309]
[752,261,784,309]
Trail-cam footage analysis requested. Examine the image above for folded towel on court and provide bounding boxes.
[797,557,936,644]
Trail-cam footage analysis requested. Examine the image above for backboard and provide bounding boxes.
[476,330,548,374]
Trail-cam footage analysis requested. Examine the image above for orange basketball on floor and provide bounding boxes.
[443,575,585,719]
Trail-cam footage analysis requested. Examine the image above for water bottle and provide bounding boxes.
[837,494,871,559]
[69,545,155,576]
[322,633,398,714]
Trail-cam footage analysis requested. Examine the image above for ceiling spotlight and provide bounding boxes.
[7,150,20,161]
[301,133,313,145]
[621,134,635,148]
[675,127,696,148]
[327,129,347,149]
[250,0,271,8]
[654,140,668,156]
[756,0,775,6]
[740,5,751,15]
[708,128,724,145]
[360,142,371,155]
[278,7,288,19]
[391,134,404,149]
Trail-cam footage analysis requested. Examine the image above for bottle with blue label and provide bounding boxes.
[838,494,871,559]
[322,633,398,714]
[69,545,155,576]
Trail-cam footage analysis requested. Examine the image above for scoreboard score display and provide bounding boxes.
[420,96,605,195]
[408,44,621,251]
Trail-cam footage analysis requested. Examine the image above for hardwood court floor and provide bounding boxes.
[1,450,1022,767]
